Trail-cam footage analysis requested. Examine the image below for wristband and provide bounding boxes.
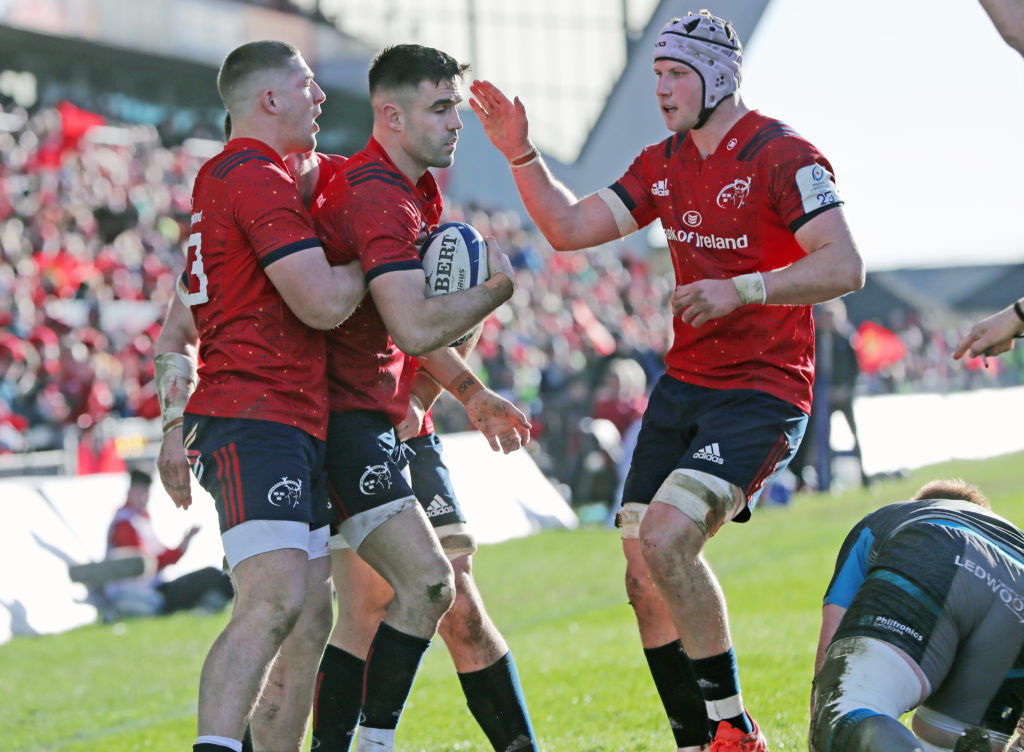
[155,352,197,432]
[1015,300,1024,324]
[732,272,766,305]
[509,146,540,168]
[445,369,484,404]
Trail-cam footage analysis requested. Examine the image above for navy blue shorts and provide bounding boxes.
[325,410,416,525]
[620,375,807,522]
[405,432,466,528]
[182,414,329,532]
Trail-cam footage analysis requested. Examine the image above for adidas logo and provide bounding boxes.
[425,495,455,518]
[693,442,725,465]
[651,178,669,196]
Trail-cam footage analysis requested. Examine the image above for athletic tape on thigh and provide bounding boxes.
[308,525,330,560]
[220,519,313,571]
[654,468,744,537]
[338,496,418,552]
[617,502,648,539]
[815,637,929,730]
[433,522,477,559]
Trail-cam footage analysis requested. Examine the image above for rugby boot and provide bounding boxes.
[952,726,991,752]
[709,718,768,752]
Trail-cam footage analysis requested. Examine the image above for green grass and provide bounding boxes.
[5,451,1024,751]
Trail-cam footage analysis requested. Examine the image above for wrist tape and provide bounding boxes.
[155,352,197,433]
[732,272,766,305]
[444,369,484,405]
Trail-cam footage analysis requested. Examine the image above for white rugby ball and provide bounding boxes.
[421,222,489,298]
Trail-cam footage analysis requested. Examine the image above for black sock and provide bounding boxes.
[360,622,431,730]
[312,644,366,751]
[458,651,537,751]
[643,640,712,747]
[193,745,236,752]
[690,648,753,733]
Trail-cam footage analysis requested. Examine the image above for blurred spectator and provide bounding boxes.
[791,299,868,492]
[104,468,232,617]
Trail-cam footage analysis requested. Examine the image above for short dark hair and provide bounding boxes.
[912,478,990,509]
[368,44,470,96]
[218,40,300,108]
[129,468,153,489]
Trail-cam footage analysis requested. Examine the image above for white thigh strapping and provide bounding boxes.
[308,525,330,560]
[335,496,418,552]
[653,468,745,537]
[824,636,930,719]
[221,519,313,571]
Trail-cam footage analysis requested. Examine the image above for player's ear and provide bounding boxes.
[260,88,278,114]
[380,100,404,132]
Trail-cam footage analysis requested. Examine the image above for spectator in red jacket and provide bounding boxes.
[104,468,232,616]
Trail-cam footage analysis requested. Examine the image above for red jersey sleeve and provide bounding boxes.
[343,185,425,281]
[228,159,321,266]
[764,140,843,234]
[609,137,678,230]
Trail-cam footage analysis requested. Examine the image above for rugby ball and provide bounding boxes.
[421,222,489,298]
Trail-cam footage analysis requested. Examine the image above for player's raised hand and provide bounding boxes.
[158,426,193,510]
[464,389,532,454]
[469,80,532,160]
[672,278,742,327]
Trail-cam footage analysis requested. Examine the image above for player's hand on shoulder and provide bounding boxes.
[464,388,531,454]
[484,236,515,302]
[158,426,193,510]
[672,278,742,327]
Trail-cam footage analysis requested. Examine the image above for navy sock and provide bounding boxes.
[690,648,753,734]
[643,640,712,747]
[360,622,431,730]
[193,744,236,752]
[457,651,538,751]
[312,644,366,751]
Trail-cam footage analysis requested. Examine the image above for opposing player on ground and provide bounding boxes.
[165,40,365,752]
[470,9,864,750]
[811,479,1024,752]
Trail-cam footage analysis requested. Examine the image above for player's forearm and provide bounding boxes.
[509,160,591,251]
[763,243,865,306]
[390,275,511,355]
[979,0,1024,56]
[409,369,445,413]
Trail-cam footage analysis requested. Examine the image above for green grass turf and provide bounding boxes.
[5,451,1024,751]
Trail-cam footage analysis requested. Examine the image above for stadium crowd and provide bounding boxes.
[0,98,1017,492]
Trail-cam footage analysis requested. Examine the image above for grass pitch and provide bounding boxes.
[5,451,1024,751]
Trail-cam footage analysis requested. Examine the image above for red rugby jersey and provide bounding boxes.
[183,138,328,439]
[311,137,443,424]
[610,110,844,413]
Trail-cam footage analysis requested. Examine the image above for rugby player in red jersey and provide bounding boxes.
[303,43,531,752]
[470,10,864,751]
[285,142,538,750]
[159,40,365,752]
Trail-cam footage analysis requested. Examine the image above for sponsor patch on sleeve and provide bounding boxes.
[795,163,842,215]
